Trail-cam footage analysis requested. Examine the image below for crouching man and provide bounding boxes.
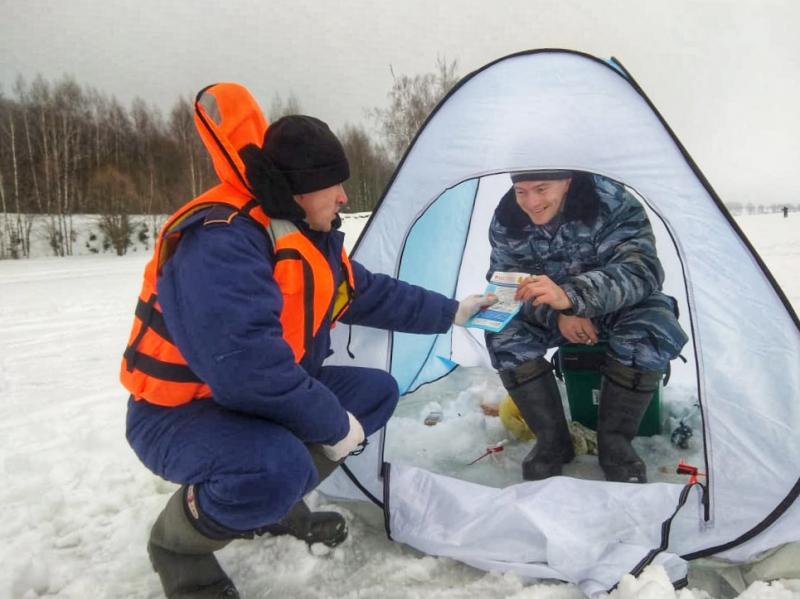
[120,83,492,598]
[486,170,688,484]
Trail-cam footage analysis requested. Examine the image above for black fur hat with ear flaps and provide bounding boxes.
[239,115,350,221]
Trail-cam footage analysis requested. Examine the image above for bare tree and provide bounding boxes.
[0,101,25,256]
[90,164,137,255]
[171,97,200,198]
[267,92,303,121]
[170,96,212,200]
[131,97,159,216]
[338,123,392,213]
[17,78,42,252]
[373,58,459,162]
[0,166,12,258]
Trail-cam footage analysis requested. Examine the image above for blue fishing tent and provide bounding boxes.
[321,50,800,595]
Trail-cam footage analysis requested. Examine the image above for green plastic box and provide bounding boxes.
[557,343,661,437]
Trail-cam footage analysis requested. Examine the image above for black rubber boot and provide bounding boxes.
[501,358,575,481]
[148,486,239,599]
[260,444,348,547]
[597,360,663,483]
[262,500,348,547]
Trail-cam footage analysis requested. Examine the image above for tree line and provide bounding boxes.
[0,59,459,258]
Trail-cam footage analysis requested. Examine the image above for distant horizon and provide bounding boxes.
[0,207,793,263]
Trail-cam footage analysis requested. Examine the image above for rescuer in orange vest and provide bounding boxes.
[121,83,494,598]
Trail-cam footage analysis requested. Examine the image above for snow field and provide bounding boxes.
[0,213,797,598]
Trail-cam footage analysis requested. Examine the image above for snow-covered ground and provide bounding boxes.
[0,212,798,599]
[384,365,704,488]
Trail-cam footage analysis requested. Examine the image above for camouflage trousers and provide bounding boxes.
[485,291,688,372]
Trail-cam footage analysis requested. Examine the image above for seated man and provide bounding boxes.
[485,170,688,483]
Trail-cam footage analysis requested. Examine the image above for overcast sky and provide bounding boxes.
[2,0,799,205]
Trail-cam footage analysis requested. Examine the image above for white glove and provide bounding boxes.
[322,412,366,461]
[454,294,498,326]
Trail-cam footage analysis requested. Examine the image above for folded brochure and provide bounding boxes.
[465,271,530,333]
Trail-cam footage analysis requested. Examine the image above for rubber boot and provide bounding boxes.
[262,500,348,547]
[501,358,575,481]
[148,486,239,599]
[261,444,348,547]
[597,361,662,483]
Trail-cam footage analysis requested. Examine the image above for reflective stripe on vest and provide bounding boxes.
[122,295,201,384]
[268,219,356,363]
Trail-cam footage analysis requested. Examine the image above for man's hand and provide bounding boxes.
[515,275,572,310]
[557,314,598,345]
[322,412,366,461]
[454,293,498,326]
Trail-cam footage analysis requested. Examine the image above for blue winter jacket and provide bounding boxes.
[153,210,458,446]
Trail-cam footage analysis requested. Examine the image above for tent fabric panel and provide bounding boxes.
[318,429,386,502]
[679,477,800,562]
[392,332,454,394]
[714,507,800,565]
[391,180,477,392]
[451,174,510,368]
[387,463,689,596]
[396,178,477,293]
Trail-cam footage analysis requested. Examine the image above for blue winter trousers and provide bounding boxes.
[126,365,398,532]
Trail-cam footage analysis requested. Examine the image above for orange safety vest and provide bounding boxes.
[119,82,355,407]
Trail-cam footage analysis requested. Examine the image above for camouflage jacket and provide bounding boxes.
[488,173,665,324]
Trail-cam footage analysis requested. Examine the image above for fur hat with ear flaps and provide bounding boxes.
[239,115,350,221]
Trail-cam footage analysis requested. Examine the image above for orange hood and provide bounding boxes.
[193,83,268,197]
